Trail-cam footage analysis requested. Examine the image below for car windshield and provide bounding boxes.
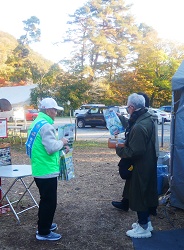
[159,106,171,112]
[90,108,99,114]
[30,109,38,113]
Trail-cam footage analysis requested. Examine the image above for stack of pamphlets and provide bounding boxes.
[59,150,75,180]
[58,124,75,180]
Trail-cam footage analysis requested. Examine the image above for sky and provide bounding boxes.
[0,0,184,63]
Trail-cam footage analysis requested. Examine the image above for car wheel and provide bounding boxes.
[78,119,85,128]
[32,116,36,121]
[9,117,13,122]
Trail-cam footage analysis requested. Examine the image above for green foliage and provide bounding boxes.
[0,30,53,85]
[60,0,184,106]
[1,5,184,107]
[62,0,138,82]
[112,23,184,106]
[20,16,41,45]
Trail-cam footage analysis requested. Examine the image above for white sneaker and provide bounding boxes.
[132,221,153,232]
[126,223,151,238]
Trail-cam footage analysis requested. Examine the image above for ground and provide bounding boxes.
[0,143,184,250]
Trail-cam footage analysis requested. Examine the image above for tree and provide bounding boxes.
[86,77,115,105]
[114,23,183,107]
[30,70,91,113]
[19,16,41,45]
[5,16,41,84]
[61,0,138,82]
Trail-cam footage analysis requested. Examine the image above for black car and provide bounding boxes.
[76,106,119,128]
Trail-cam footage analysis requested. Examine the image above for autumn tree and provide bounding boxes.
[30,70,91,113]
[114,23,184,106]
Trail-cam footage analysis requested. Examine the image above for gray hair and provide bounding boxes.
[128,93,145,109]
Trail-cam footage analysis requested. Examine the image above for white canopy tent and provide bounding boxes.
[170,60,184,209]
[0,85,37,107]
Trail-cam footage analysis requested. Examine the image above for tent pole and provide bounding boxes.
[170,91,175,181]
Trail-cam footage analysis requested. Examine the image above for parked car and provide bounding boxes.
[74,104,105,116]
[25,109,39,121]
[77,106,119,128]
[158,106,171,113]
[151,108,171,124]
[0,107,25,122]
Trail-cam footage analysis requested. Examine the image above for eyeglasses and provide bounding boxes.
[126,105,133,111]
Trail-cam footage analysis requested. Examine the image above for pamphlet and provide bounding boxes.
[104,109,124,136]
[58,124,74,153]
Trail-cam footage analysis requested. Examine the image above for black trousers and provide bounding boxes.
[137,211,149,225]
[122,197,157,216]
[34,177,57,235]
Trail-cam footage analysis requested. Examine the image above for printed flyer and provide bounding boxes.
[58,124,75,180]
[104,109,124,136]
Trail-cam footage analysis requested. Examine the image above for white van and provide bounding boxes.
[0,107,25,122]
[74,104,105,116]
[0,110,14,122]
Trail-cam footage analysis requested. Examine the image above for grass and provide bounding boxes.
[73,140,108,149]
[0,139,108,152]
[1,138,170,152]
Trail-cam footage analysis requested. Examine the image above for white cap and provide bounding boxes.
[38,97,64,110]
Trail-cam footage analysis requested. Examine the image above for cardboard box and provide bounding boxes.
[108,138,125,148]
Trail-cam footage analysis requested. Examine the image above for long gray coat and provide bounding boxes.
[116,112,158,211]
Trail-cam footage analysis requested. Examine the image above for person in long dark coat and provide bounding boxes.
[116,93,158,238]
[112,92,159,216]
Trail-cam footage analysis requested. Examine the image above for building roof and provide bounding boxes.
[0,84,37,107]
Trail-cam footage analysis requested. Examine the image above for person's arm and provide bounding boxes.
[116,124,149,159]
[118,114,129,129]
[40,123,68,154]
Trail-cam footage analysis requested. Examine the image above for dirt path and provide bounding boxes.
[0,146,184,249]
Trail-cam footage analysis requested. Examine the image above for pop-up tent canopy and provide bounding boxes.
[0,85,37,107]
[170,60,184,209]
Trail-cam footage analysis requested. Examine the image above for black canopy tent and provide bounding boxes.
[0,98,12,111]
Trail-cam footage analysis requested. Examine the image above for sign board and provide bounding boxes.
[0,118,8,138]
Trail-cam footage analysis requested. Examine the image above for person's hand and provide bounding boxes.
[61,137,68,146]
[116,112,120,117]
[65,146,70,154]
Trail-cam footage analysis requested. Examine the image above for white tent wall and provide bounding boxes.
[170,59,184,209]
[0,85,37,107]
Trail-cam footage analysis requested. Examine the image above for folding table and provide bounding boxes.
[0,165,38,225]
